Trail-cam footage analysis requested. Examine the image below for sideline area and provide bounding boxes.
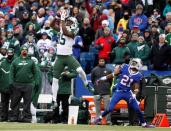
[0,123,170,131]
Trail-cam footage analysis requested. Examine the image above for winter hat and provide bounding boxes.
[102,20,109,26]
[20,45,28,52]
[159,34,166,39]
[7,48,14,54]
[32,2,39,8]
[102,9,109,15]
[136,4,143,10]
[138,35,145,40]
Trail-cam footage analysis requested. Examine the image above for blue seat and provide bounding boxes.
[80,52,95,73]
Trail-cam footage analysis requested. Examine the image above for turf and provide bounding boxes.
[0,123,170,131]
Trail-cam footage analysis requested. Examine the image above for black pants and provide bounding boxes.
[53,94,70,123]
[10,84,33,121]
[1,91,11,121]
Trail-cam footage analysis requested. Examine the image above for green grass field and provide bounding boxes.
[0,123,170,131]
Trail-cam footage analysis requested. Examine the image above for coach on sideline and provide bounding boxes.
[9,45,39,123]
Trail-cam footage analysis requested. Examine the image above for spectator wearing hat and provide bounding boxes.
[0,48,15,122]
[37,7,46,27]
[150,25,160,46]
[144,29,152,48]
[20,10,30,29]
[79,17,95,52]
[31,2,39,12]
[95,19,109,41]
[110,37,130,64]
[9,45,39,122]
[37,20,57,40]
[151,9,161,21]
[95,26,115,63]
[24,33,39,60]
[40,46,56,67]
[116,10,129,33]
[163,0,171,18]
[134,35,150,66]
[25,12,41,33]
[102,9,114,32]
[160,12,171,31]
[37,32,53,48]
[3,29,20,56]
[0,45,7,62]
[127,32,139,58]
[150,34,171,71]
[129,4,148,32]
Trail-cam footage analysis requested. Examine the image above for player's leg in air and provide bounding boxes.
[66,56,94,93]
[51,56,65,109]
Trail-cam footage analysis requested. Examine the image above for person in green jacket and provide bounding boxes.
[111,37,130,64]
[0,48,15,121]
[9,45,39,123]
[134,35,150,66]
[48,66,77,123]
[30,57,42,123]
[3,29,20,56]
[127,33,139,58]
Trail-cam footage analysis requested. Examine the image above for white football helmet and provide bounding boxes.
[66,17,79,35]
[129,58,142,70]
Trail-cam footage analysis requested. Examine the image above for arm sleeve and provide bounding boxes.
[138,15,148,30]
[66,70,78,79]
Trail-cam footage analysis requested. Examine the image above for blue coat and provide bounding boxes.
[129,14,148,31]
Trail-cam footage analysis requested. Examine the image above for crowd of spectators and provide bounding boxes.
[0,0,171,73]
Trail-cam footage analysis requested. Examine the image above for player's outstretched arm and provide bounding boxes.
[61,20,74,38]
[50,17,60,32]
[96,65,121,83]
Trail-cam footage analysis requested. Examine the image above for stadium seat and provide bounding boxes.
[79,52,95,73]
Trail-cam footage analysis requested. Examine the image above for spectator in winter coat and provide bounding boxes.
[111,37,130,64]
[95,27,115,63]
[127,32,139,58]
[134,35,150,66]
[129,4,148,31]
[79,17,95,52]
[150,34,171,70]
[95,19,109,41]
[116,10,129,33]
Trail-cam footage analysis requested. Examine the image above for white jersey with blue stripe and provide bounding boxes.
[115,64,143,91]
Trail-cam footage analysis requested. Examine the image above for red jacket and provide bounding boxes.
[95,36,115,61]
[7,0,16,7]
